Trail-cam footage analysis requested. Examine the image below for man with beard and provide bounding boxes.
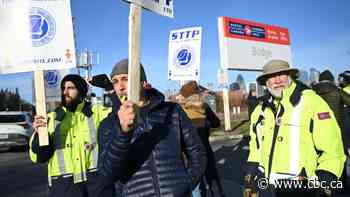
[29,74,115,197]
[97,59,206,197]
[244,60,345,197]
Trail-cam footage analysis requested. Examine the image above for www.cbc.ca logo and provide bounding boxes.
[30,7,56,47]
[44,71,59,88]
[173,46,194,69]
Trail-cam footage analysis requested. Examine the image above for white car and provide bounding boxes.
[0,111,33,150]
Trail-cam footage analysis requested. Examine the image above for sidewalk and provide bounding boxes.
[209,129,244,142]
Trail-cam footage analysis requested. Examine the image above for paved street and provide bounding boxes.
[0,134,349,197]
[0,148,47,197]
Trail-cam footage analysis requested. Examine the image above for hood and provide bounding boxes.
[312,81,337,95]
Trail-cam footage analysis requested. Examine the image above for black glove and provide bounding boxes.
[316,170,337,197]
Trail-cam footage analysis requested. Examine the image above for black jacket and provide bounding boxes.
[313,81,350,131]
[98,88,206,197]
[313,81,350,152]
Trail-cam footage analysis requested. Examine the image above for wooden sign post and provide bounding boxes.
[218,68,231,131]
[124,0,173,101]
[127,3,142,102]
[34,70,49,146]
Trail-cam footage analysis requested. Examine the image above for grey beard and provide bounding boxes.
[267,87,282,98]
[267,76,292,98]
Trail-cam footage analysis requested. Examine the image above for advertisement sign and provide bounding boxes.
[0,0,76,74]
[123,0,173,18]
[168,27,202,81]
[218,17,292,70]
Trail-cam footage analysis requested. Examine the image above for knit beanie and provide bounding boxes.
[110,58,147,82]
[319,70,335,82]
[180,81,199,98]
[61,74,88,98]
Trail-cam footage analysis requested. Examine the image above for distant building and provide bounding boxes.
[309,68,320,85]
[248,82,257,92]
[236,74,247,94]
[298,69,309,86]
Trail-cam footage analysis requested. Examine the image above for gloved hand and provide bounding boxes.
[243,174,258,197]
[316,188,332,197]
[315,170,337,197]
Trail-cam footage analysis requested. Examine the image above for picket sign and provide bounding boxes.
[0,0,76,145]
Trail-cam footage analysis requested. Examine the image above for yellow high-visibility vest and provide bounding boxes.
[29,103,111,185]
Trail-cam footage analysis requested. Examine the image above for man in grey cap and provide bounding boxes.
[244,60,345,197]
[97,59,206,197]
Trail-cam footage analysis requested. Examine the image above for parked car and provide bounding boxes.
[0,111,33,150]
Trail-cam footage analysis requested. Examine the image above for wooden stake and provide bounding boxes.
[34,70,49,146]
[223,87,231,131]
[128,3,141,102]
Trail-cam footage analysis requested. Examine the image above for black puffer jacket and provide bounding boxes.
[98,88,206,197]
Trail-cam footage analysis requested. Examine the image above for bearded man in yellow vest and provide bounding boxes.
[29,74,114,197]
[244,60,345,197]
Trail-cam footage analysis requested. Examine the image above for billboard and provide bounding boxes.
[218,17,292,71]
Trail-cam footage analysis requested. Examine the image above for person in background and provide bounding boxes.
[179,81,225,197]
[246,88,258,119]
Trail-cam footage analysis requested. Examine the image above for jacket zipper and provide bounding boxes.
[151,151,161,196]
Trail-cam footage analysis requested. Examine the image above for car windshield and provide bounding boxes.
[0,115,26,123]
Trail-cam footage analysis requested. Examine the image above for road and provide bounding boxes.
[0,149,47,197]
[0,135,349,197]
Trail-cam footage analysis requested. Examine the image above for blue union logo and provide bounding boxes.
[30,7,56,47]
[174,46,194,69]
[44,71,59,88]
[177,49,192,66]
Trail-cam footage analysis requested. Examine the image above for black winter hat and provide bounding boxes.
[110,59,147,82]
[61,74,88,98]
[319,70,335,82]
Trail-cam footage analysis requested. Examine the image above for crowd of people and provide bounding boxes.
[28,58,350,197]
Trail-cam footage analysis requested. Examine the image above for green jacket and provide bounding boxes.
[248,81,345,183]
[29,102,110,185]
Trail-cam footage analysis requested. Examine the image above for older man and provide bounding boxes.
[244,60,345,197]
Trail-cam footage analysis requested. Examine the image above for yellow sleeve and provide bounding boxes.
[247,105,263,164]
[311,93,345,178]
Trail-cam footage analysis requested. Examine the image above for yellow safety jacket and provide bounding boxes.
[29,102,110,185]
[248,81,345,184]
[343,85,350,95]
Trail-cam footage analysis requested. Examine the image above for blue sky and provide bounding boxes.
[0,0,349,103]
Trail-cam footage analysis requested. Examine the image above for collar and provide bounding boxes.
[56,102,92,121]
[280,81,296,104]
[281,81,309,107]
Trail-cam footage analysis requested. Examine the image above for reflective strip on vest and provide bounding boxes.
[54,120,66,174]
[87,116,98,168]
[51,115,97,185]
[289,97,303,175]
